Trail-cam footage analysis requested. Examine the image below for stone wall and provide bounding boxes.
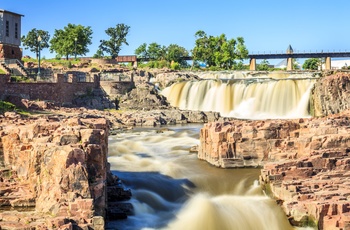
[0,73,100,107]
[0,114,109,229]
[0,44,22,60]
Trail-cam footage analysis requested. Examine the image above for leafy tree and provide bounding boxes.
[21,29,50,60]
[257,59,271,71]
[192,30,248,69]
[302,58,320,70]
[93,48,104,58]
[99,23,130,59]
[293,59,301,70]
[233,61,248,70]
[166,44,189,67]
[135,42,167,61]
[148,42,166,60]
[135,43,148,59]
[50,23,93,60]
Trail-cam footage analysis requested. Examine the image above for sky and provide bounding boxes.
[2,0,350,64]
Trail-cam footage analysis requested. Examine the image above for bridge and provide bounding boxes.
[116,46,350,70]
[248,47,350,70]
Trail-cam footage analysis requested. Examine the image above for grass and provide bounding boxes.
[0,69,6,74]
[22,57,81,67]
[0,100,33,116]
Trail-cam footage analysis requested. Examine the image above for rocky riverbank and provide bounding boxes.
[0,102,222,229]
[0,110,134,229]
[197,72,350,229]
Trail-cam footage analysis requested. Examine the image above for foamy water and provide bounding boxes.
[107,125,316,230]
[160,72,318,119]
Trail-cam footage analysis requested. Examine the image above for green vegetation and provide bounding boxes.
[98,23,130,59]
[50,23,93,60]
[23,22,256,71]
[21,29,50,60]
[10,75,32,82]
[192,30,249,70]
[257,59,271,71]
[135,42,166,60]
[0,101,16,112]
[22,57,80,68]
[298,215,318,228]
[0,101,34,116]
[302,58,320,70]
[135,42,189,69]
[0,69,5,74]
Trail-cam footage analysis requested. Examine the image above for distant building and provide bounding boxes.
[0,9,24,60]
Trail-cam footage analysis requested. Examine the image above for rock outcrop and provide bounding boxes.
[312,72,350,116]
[0,113,111,229]
[199,110,350,229]
[198,119,302,168]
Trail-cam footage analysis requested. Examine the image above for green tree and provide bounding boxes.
[99,23,130,59]
[93,48,104,58]
[135,43,148,59]
[50,23,93,60]
[148,42,166,60]
[257,59,271,71]
[302,58,320,70]
[233,61,248,70]
[21,29,50,60]
[166,44,189,67]
[192,30,248,69]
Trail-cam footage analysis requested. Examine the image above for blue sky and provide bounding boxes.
[2,0,350,62]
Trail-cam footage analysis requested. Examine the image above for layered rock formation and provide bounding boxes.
[199,110,350,229]
[313,72,350,116]
[0,112,111,229]
[198,72,350,229]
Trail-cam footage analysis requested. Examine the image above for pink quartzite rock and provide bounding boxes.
[0,115,110,229]
[199,109,350,229]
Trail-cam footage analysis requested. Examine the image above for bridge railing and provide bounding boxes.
[249,49,350,55]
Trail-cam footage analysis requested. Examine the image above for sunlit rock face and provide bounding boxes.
[260,111,350,229]
[0,115,109,229]
[199,110,350,229]
[312,72,350,116]
[198,119,303,168]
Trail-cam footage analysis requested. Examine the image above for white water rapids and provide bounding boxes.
[107,125,316,230]
[161,72,318,119]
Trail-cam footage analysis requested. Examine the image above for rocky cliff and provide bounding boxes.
[313,72,350,116]
[0,112,110,229]
[198,72,350,229]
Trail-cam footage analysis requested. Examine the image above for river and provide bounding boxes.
[106,124,315,230]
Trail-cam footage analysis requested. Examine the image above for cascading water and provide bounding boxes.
[107,125,316,230]
[161,72,318,119]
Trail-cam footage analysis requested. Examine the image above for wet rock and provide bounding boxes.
[199,109,350,229]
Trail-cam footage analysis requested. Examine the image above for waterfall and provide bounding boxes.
[107,125,315,230]
[161,73,317,119]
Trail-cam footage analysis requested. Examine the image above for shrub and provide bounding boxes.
[170,61,180,70]
[0,101,16,113]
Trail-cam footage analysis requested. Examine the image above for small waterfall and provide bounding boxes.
[161,72,318,119]
[164,193,294,230]
[107,125,316,230]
